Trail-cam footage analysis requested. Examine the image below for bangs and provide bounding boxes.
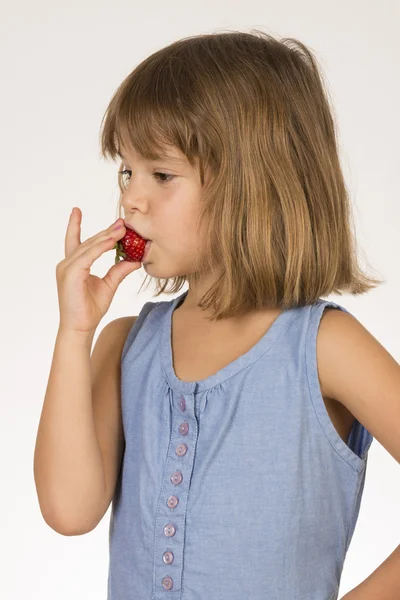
[99,52,209,186]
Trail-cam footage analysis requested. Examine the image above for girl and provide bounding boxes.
[34,29,400,600]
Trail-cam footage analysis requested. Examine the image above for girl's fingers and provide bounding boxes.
[72,235,119,273]
[60,236,117,283]
[64,207,82,259]
[102,255,142,292]
[64,207,124,261]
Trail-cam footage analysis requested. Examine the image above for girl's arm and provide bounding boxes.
[33,317,131,535]
[34,326,104,534]
[340,544,400,599]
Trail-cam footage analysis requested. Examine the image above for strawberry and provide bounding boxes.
[114,229,147,264]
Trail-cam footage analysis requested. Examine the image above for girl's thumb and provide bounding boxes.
[103,260,142,291]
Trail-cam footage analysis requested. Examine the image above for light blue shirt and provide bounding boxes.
[107,289,373,600]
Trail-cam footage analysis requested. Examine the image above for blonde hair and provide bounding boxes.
[99,28,384,322]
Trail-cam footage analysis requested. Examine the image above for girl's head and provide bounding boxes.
[100,28,384,322]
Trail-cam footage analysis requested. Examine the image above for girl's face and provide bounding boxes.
[119,145,204,279]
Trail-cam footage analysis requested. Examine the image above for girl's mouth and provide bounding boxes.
[143,240,152,260]
[124,222,151,241]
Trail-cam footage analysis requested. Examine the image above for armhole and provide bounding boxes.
[305,300,374,473]
[121,301,162,365]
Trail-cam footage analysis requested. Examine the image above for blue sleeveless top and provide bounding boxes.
[107,289,373,600]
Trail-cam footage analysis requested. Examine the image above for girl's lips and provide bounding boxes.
[143,240,152,260]
[124,222,151,241]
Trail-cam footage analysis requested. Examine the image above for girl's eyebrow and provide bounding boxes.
[118,151,185,164]
[157,155,186,164]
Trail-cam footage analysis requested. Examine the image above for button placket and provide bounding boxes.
[154,394,196,597]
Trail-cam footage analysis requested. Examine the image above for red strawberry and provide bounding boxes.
[114,229,147,264]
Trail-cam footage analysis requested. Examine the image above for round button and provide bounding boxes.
[179,397,186,411]
[167,495,179,508]
[179,421,189,435]
[162,576,173,590]
[171,471,183,485]
[163,550,174,564]
[176,443,188,457]
[163,523,176,537]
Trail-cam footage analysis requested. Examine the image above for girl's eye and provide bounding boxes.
[118,169,175,185]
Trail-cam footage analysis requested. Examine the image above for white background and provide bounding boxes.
[1,1,399,598]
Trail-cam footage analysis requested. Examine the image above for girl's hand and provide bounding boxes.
[55,207,142,334]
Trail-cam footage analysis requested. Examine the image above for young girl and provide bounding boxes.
[34,29,400,600]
